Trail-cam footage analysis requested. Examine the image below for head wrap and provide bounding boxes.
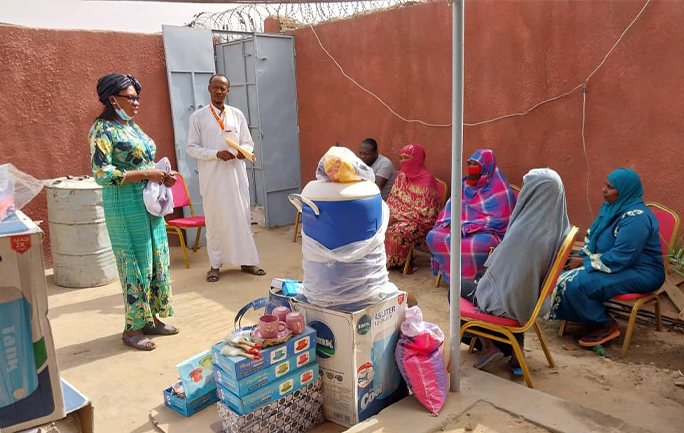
[96,73,141,104]
[399,144,437,189]
[460,148,517,236]
[475,168,570,324]
[587,168,644,252]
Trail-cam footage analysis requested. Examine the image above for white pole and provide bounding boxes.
[449,0,464,392]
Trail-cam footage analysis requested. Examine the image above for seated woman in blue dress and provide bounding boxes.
[549,168,665,347]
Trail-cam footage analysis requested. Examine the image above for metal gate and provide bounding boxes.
[162,25,216,245]
[216,34,301,227]
[163,27,301,230]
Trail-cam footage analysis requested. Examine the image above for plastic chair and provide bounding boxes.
[558,203,680,358]
[403,176,448,275]
[165,173,206,269]
[292,210,302,243]
[460,226,579,388]
[434,184,521,287]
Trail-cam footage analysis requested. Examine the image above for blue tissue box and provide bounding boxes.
[215,362,319,415]
[211,326,316,380]
[163,382,218,417]
[213,347,316,397]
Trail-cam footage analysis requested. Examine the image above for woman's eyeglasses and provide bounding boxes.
[115,94,140,103]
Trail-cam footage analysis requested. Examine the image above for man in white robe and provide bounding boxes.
[186,74,265,282]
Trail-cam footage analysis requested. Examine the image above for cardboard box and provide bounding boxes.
[17,379,94,433]
[217,379,324,433]
[214,347,316,397]
[291,292,409,427]
[0,211,66,432]
[216,362,319,415]
[164,382,219,417]
[211,327,315,380]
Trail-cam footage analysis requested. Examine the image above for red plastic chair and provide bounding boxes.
[165,173,206,269]
[404,176,449,275]
[558,203,680,358]
[434,184,520,287]
[461,226,579,388]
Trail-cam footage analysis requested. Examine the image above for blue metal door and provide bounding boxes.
[216,34,301,227]
[162,25,215,245]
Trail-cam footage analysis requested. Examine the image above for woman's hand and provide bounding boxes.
[146,169,167,184]
[163,172,177,187]
[564,256,584,271]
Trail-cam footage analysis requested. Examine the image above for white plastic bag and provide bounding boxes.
[143,157,174,217]
[0,164,46,221]
[301,201,397,310]
[316,146,375,183]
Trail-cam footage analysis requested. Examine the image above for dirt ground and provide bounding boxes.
[438,401,551,433]
[46,226,684,433]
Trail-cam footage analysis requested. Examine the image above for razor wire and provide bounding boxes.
[187,1,424,40]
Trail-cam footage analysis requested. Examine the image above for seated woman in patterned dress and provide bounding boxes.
[549,168,665,347]
[384,144,442,270]
[427,149,516,282]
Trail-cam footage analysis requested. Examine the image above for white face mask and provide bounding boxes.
[111,98,132,121]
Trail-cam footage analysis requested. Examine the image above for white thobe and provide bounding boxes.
[186,104,260,268]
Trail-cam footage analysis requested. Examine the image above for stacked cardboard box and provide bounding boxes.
[213,327,324,432]
[291,292,409,427]
[0,212,65,432]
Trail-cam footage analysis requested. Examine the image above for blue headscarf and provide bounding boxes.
[587,168,644,252]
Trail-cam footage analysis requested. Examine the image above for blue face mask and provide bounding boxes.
[111,99,132,121]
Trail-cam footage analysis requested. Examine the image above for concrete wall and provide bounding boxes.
[285,0,684,232]
[0,24,178,262]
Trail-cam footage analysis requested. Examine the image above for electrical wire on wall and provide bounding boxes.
[191,0,653,216]
[306,0,652,217]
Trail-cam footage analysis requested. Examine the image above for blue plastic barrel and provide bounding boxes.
[290,181,382,250]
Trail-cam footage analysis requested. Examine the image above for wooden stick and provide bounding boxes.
[225,137,256,162]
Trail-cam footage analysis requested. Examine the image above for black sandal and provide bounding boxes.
[206,268,220,282]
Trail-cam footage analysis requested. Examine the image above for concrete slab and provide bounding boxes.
[347,367,648,433]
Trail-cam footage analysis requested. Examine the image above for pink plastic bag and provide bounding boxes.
[394,306,448,414]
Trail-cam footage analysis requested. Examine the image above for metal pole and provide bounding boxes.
[449,0,464,392]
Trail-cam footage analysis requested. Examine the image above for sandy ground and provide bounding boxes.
[438,401,551,433]
[46,227,684,433]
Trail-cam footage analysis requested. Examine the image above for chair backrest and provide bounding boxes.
[646,202,680,270]
[522,226,579,329]
[434,176,449,208]
[169,173,193,213]
[510,184,521,200]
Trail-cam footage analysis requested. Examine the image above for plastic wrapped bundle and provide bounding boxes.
[301,202,397,311]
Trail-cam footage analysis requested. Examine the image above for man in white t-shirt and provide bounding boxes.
[358,138,396,200]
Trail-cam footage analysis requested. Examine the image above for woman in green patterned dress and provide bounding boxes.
[89,73,178,351]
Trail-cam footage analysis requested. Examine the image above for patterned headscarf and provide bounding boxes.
[459,149,517,236]
[96,73,141,104]
[399,144,437,189]
[587,168,645,252]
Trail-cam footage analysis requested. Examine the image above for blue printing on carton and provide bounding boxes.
[356,329,408,423]
[163,382,219,417]
[216,362,319,415]
[214,347,316,397]
[211,326,315,379]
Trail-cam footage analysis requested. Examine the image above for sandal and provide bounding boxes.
[142,322,179,336]
[508,361,523,377]
[473,351,504,370]
[579,328,620,347]
[241,265,266,276]
[122,332,156,351]
[206,268,220,282]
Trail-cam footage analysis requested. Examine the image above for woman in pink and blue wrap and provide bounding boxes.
[427,149,516,281]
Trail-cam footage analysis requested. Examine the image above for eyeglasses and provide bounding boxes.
[115,94,140,103]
